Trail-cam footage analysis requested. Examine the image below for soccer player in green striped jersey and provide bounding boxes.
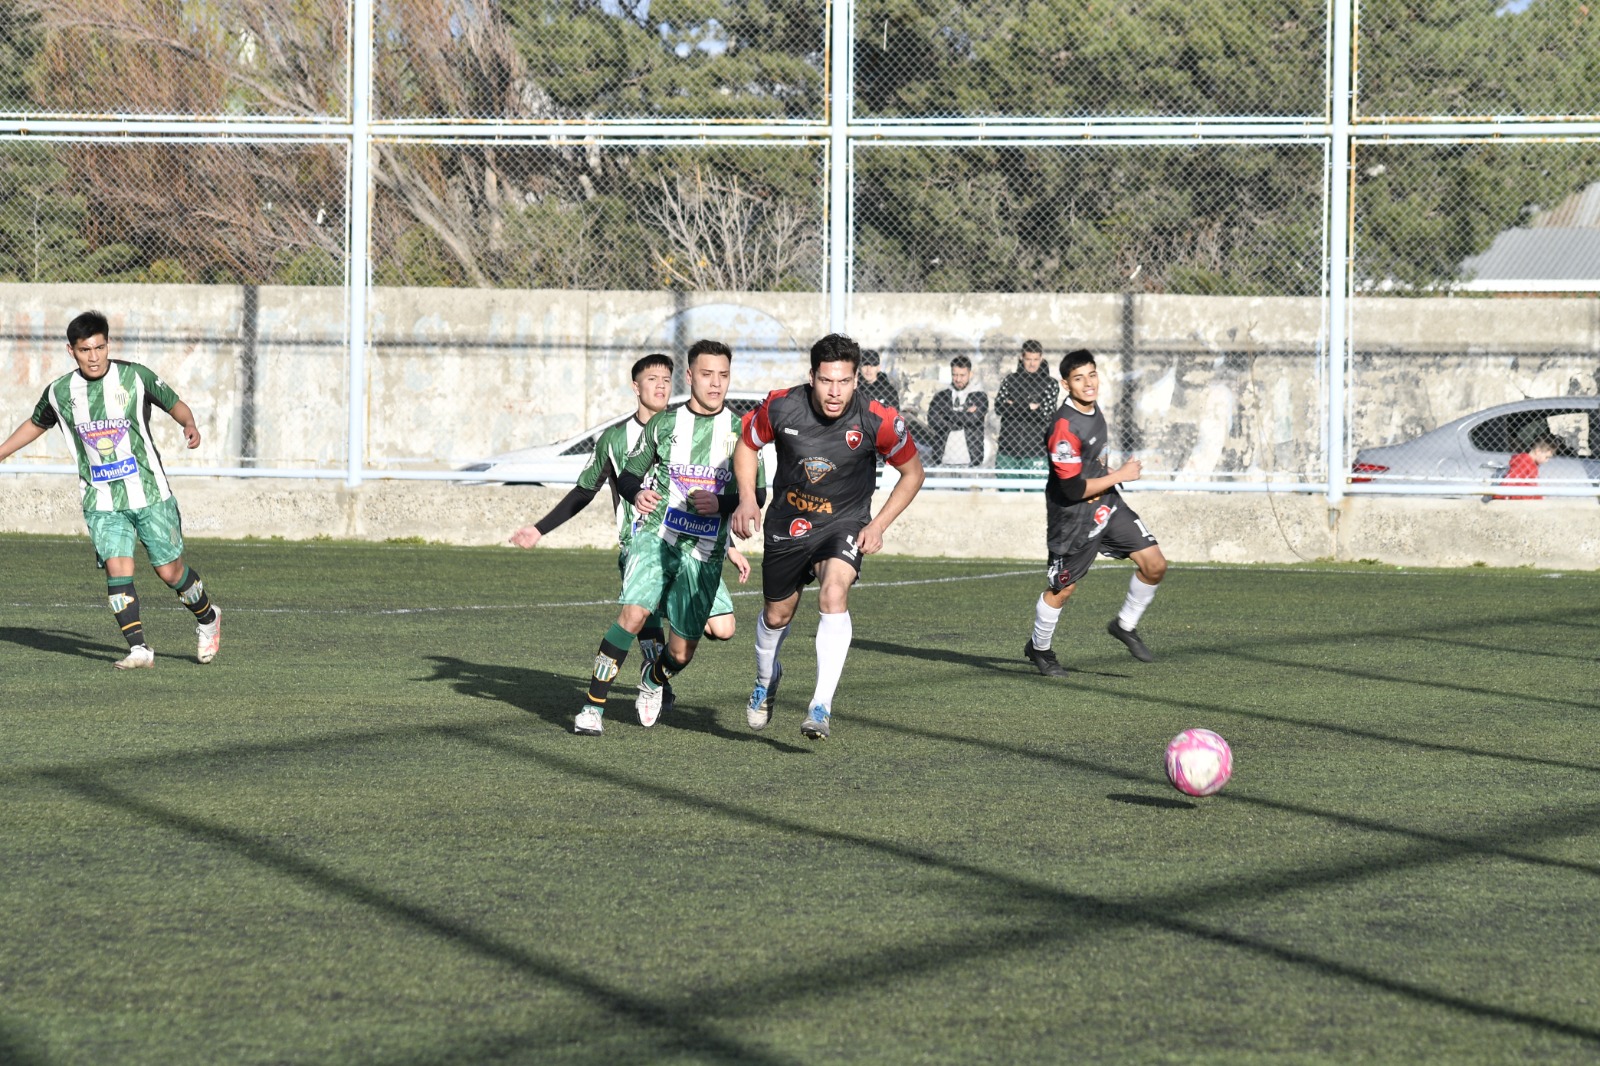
[0,311,221,669]
[510,353,750,712]
[574,339,763,735]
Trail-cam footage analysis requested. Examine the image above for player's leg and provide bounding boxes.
[1024,554,1079,678]
[1104,508,1163,662]
[746,541,809,730]
[622,549,668,671]
[577,544,665,734]
[801,532,865,739]
[635,552,716,727]
[702,578,736,641]
[135,498,221,664]
[87,511,153,669]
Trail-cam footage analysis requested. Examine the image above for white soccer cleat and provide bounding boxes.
[636,668,665,728]
[574,707,604,735]
[113,644,155,670]
[196,607,221,664]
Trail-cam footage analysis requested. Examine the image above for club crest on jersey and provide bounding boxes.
[788,518,812,538]
[801,457,836,484]
[844,428,863,450]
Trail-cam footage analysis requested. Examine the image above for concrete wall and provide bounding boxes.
[4,283,1598,483]
[3,474,1595,570]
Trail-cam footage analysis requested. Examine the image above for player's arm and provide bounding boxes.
[860,452,924,555]
[615,416,666,515]
[732,399,775,539]
[1045,423,1142,505]
[0,419,49,462]
[167,399,202,449]
[512,436,612,547]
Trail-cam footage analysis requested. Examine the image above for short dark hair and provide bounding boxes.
[810,333,861,372]
[1529,432,1564,453]
[859,348,880,366]
[1060,348,1096,379]
[1021,339,1044,355]
[67,310,110,346]
[686,338,732,366]
[631,353,673,380]
[950,355,972,370]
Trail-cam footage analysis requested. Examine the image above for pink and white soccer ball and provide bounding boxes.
[1164,728,1233,797]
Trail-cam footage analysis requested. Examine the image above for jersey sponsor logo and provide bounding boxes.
[669,462,732,496]
[1089,503,1115,539]
[844,428,863,450]
[663,507,722,539]
[782,427,799,435]
[784,489,833,514]
[77,418,131,465]
[801,457,836,484]
[788,518,812,538]
[90,456,141,484]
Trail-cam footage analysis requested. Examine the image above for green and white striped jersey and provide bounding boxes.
[31,360,182,513]
[622,405,748,563]
[577,416,648,548]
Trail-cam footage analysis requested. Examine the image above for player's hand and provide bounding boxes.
[183,424,201,448]
[635,488,661,515]
[728,547,751,583]
[1116,458,1144,484]
[732,497,760,539]
[688,488,720,516]
[509,526,542,549]
[857,522,885,556]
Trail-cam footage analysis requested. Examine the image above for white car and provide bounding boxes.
[460,392,773,485]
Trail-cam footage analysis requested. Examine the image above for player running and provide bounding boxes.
[573,339,760,735]
[0,310,221,668]
[510,352,750,714]
[732,333,925,740]
[1024,348,1166,677]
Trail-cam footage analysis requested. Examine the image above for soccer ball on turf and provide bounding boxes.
[1164,728,1233,797]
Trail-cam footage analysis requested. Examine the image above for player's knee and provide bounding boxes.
[1140,556,1168,584]
[703,616,735,641]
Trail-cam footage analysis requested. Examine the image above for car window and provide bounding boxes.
[1468,408,1592,457]
[560,434,599,457]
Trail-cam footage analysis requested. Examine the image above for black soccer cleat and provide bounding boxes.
[1107,619,1154,662]
[1023,641,1070,678]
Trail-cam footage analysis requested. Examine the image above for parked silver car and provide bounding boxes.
[460,392,773,485]
[1349,397,1600,491]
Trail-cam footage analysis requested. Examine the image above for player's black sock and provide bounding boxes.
[108,577,145,648]
[637,621,665,662]
[167,566,216,624]
[586,623,633,706]
[646,650,687,688]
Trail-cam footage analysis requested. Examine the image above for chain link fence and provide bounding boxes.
[1,0,1598,496]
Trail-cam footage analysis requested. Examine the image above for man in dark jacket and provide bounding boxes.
[994,339,1059,470]
[925,355,989,466]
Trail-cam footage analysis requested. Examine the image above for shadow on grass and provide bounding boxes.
[0,1021,49,1066]
[1108,792,1196,810]
[851,637,1134,681]
[418,655,812,751]
[0,626,119,662]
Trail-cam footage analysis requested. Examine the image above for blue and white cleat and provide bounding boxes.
[745,664,783,731]
[800,703,830,740]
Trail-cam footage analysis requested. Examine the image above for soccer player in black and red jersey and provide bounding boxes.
[1025,348,1168,677]
[732,333,925,739]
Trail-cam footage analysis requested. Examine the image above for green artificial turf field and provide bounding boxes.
[1,533,1597,1064]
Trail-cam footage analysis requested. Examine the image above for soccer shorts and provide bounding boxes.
[761,523,864,602]
[1046,497,1157,592]
[619,547,734,619]
[620,536,725,639]
[85,496,186,568]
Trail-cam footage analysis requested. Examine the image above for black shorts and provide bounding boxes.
[1047,498,1157,592]
[762,522,864,601]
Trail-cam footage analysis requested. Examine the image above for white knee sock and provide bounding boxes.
[810,611,852,711]
[1031,593,1062,650]
[755,613,789,687]
[1117,573,1159,630]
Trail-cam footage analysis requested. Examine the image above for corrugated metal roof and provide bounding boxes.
[1460,227,1600,283]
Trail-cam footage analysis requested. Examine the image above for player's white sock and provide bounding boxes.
[754,613,789,687]
[1116,573,1159,630]
[1031,594,1062,650]
[810,611,852,710]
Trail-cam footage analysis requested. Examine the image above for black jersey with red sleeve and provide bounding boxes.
[1044,400,1114,554]
[743,384,917,543]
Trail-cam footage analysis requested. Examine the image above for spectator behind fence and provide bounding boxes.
[857,349,900,411]
[926,355,989,467]
[1494,432,1561,500]
[994,339,1059,470]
